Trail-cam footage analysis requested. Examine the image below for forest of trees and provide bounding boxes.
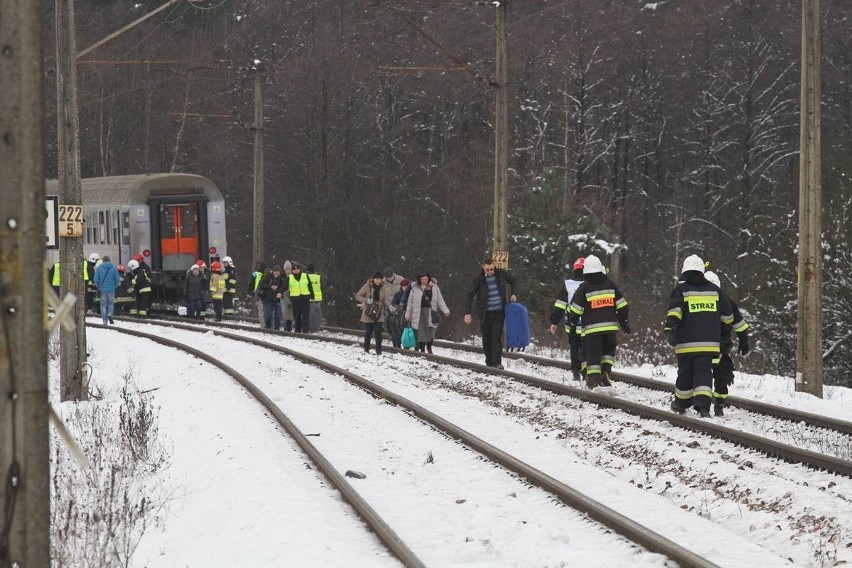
[44,0,852,385]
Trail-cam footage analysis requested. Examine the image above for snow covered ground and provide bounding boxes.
[53,320,852,567]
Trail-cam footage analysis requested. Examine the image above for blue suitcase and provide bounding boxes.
[504,302,531,351]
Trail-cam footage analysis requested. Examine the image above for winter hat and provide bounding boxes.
[291,263,301,271]
[190,265,200,272]
[416,271,431,282]
[283,260,292,272]
[383,267,394,278]
[272,265,282,272]
[400,278,411,287]
[373,271,383,279]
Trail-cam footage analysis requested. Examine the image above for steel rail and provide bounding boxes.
[323,325,852,437]
[105,319,719,568]
[126,316,852,476]
[89,323,427,568]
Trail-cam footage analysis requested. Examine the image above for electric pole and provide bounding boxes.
[795,0,823,398]
[57,0,88,401]
[491,1,509,268]
[0,1,51,565]
[252,63,265,271]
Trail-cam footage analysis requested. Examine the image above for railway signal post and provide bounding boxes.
[0,1,51,565]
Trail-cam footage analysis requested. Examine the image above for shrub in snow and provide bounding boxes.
[51,371,172,567]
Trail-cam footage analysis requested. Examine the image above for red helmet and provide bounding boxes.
[211,261,222,272]
[196,260,206,268]
[133,253,144,263]
[117,264,126,272]
[572,257,585,271]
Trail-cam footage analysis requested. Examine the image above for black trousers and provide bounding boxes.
[364,322,383,354]
[480,310,505,367]
[291,297,310,332]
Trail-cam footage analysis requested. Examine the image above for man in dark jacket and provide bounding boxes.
[664,255,734,418]
[258,265,287,330]
[463,258,518,369]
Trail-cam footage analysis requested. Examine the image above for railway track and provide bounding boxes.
[97,318,739,567]
[136,314,852,476]
[90,322,427,568]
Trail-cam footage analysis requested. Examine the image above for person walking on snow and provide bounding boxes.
[565,255,629,389]
[462,258,518,369]
[93,255,121,325]
[406,272,450,354]
[664,255,734,418]
[704,270,751,416]
[549,257,586,381]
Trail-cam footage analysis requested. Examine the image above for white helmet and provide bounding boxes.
[681,254,705,274]
[704,270,721,288]
[127,259,140,270]
[88,253,100,263]
[222,256,233,266]
[582,254,605,275]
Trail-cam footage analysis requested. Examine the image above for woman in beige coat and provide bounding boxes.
[405,272,450,354]
[355,272,390,354]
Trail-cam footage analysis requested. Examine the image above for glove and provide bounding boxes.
[621,322,630,334]
[738,336,750,356]
[664,328,677,347]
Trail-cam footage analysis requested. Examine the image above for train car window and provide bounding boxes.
[160,205,176,238]
[98,211,106,244]
[104,210,111,245]
[181,205,197,237]
[86,210,95,244]
[112,210,120,245]
[121,212,130,245]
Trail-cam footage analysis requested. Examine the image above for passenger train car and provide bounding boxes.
[47,173,227,296]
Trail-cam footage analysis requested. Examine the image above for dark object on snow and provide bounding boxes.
[345,470,366,479]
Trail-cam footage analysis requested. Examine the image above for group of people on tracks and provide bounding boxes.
[241,251,750,420]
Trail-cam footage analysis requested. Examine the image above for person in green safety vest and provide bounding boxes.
[286,263,314,333]
[48,261,61,298]
[306,264,323,333]
[247,262,267,325]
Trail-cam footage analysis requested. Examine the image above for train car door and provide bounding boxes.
[159,203,199,271]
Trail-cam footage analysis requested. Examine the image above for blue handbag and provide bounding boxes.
[401,325,417,349]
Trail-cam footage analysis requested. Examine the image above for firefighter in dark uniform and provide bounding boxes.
[127,259,152,317]
[704,270,751,416]
[665,255,734,418]
[549,257,586,381]
[565,255,629,389]
[222,256,237,316]
[114,264,136,315]
[85,253,100,313]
